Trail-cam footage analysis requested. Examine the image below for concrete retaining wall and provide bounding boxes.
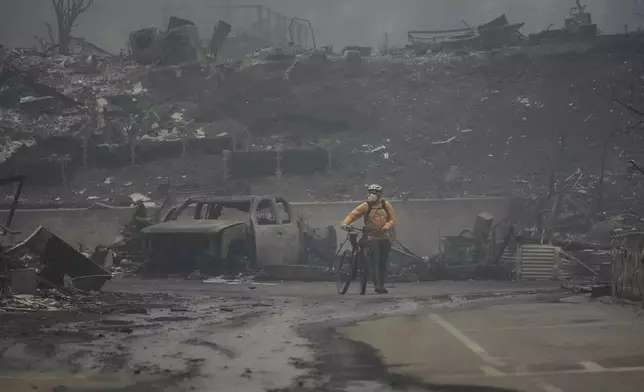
[0,197,518,255]
[0,207,136,250]
[293,197,519,256]
[228,148,330,179]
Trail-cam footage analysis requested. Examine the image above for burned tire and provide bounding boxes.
[226,241,250,275]
[335,250,353,295]
[195,253,217,274]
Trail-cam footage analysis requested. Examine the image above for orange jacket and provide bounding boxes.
[343,200,396,239]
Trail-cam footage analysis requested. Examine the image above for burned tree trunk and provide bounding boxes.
[537,132,566,239]
[57,27,70,55]
[51,0,94,55]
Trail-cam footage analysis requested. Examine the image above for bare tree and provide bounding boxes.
[51,0,94,55]
[33,23,58,55]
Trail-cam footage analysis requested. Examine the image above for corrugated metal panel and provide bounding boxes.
[500,247,517,264]
[519,244,559,281]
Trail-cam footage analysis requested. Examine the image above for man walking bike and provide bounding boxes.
[341,184,396,294]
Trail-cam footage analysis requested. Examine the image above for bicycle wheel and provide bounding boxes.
[335,250,353,295]
[359,250,370,295]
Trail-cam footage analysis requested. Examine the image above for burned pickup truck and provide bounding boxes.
[141,195,308,274]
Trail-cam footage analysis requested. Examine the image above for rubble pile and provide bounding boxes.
[0,47,234,187]
[0,224,112,309]
[0,16,643,216]
[0,291,75,312]
[208,38,644,209]
[407,14,525,55]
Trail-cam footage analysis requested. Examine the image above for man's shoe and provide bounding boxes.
[375,287,388,294]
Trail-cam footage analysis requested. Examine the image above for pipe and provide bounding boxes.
[289,17,316,49]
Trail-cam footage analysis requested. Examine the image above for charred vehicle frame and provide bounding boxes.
[141,195,301,274]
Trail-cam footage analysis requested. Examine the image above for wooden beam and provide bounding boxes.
[408,27,472,35]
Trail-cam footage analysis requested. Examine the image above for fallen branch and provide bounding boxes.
[32,23,59,56]
[561,250,599,276]
[613,98,644,117]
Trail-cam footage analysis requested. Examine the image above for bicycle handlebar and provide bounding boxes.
[343,226,384,233]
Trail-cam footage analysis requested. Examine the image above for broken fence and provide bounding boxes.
[610,232,644,304]
[0,137,235,186]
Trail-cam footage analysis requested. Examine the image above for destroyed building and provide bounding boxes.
[0,5,643,289]
[4,4,644,392]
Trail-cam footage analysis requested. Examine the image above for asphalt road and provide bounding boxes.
[340,295,644,392]
[105,278,557,299]
[2,279,643,392]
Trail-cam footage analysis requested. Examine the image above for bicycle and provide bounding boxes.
[334,227,380,295]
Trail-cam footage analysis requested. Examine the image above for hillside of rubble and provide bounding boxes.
[2,36,644,214]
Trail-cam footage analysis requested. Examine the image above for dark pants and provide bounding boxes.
[369,239,391,289]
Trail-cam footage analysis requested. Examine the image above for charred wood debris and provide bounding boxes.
[1,6,643,311]
[0,175,112,313]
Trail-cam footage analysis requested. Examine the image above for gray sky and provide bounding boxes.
[0,0,640,52]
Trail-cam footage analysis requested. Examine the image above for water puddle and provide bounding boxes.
[338,314,491,380]
[337,315,533,391]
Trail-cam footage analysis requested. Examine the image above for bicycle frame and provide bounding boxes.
[348,232,367,275]
[348,232,360,251]
[347,229,373,256]
[335,227,376,295]
[345,226,382,261]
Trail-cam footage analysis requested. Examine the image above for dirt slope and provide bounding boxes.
[6,38,644,212]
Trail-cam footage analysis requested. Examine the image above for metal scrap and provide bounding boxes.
[408,14,525,54]
[6,226,111,291]
[210,20,232,59]
[130,16,205,65]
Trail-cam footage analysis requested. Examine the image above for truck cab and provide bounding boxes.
[142,195,300,273]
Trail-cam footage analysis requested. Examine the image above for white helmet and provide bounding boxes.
[367,184,383,193]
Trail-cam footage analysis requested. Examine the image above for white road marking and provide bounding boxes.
[481,366,505,376]
[420,365,644,380]
[461,321,644,332]
[429,314,507,367]
[532,378,564,392]
[580,361,604,371]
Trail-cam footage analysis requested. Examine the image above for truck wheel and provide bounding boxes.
[196,253,216,275]
[227,241,250,274]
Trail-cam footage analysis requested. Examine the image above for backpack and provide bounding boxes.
[365,199,395,240]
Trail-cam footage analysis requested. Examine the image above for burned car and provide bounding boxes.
[141,196,301,274]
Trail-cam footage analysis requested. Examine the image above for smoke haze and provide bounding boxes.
[0,0,641,52]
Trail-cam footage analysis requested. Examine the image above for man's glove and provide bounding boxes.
[381,226,390,232]
[340,224,350,231]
